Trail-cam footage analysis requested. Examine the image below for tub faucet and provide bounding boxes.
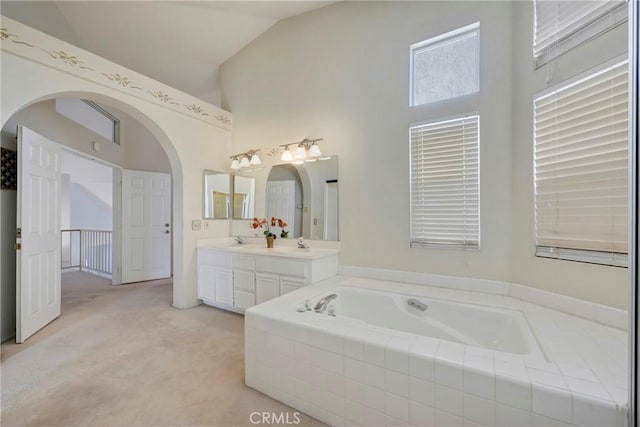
[234,235,247,245]
[314,293,337,313]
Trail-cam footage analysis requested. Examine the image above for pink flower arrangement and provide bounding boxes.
[250,217,289,238]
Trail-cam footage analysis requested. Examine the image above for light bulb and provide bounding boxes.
[230,158,241,170]
[308,142,322,158]
[294,145,307,159]
[240,156,250,168]
[281,148,293,162]
[250,153,261,165]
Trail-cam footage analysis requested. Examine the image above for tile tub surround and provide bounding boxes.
[244,276,628,427]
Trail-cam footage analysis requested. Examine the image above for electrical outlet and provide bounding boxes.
[192,219,202,231]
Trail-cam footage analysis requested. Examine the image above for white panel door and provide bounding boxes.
[266,181,296,235]
[122,170,171,283]
[16,126,62,343]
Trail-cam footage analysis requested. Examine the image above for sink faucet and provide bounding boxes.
[297,237,309,249]
[314,293,337,313]
[234,235,247,245]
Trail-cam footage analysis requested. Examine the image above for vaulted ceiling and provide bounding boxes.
[1,1,333,106]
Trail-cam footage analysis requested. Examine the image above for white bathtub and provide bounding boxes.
[327,286,545,358]
[245,276,627,427]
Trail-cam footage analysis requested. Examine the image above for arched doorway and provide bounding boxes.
[2,93,180,339]
[2,22,232,321]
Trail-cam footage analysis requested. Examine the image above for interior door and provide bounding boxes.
[16,126,62,343]
[122,170,171,283]
[266,181,296,235]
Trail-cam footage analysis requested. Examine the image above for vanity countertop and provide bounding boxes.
[196,238,340,260]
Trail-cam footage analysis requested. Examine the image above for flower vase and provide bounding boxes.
[266,235,274,248]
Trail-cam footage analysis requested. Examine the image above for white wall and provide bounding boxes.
[69,183,113,230]
[119,112,173,174]
[221,1,629,308]
[222,1,514,286]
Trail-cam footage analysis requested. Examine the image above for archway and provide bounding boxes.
[1,91,185,310]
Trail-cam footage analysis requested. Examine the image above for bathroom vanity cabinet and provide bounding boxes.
[196,246,339,313]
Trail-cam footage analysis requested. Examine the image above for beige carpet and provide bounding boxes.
[1,271,325,427]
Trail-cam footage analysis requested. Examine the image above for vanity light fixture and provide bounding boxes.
[250,152,261,165]
[279,138,324,163]
[294,144,307,160]
[281,147,293,162]
[308,141,322,158]
[230,149,261,170]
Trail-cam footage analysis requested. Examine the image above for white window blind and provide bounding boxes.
[410,115,480,249]
[534,0,627,66]
[534,60,628,266]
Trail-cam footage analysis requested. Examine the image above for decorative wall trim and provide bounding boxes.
[0,16,232,131]
[42,49,94,70]
[0,27,32,46]
[338,264,628,330]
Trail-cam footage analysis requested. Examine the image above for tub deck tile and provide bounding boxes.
[244,275,628,426]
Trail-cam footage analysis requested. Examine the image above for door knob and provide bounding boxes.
[165,230,170,234]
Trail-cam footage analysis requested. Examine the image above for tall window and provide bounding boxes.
[410,115,480,249]
[410,22,479,106]
[533,60,628,266]
[534,0,628,66]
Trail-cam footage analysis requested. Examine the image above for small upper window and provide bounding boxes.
[55,98,120,144]
[410,23,480,106]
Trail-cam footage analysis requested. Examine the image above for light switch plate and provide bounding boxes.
[192,219,202,231]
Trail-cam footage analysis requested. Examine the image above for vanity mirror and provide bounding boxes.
[232,174,256,219]
[203,170,231,219]
[231,156,339,241]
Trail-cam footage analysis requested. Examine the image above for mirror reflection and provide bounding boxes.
[265,157,338,240]
[232,175,256,219]
[204,170,231,219]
